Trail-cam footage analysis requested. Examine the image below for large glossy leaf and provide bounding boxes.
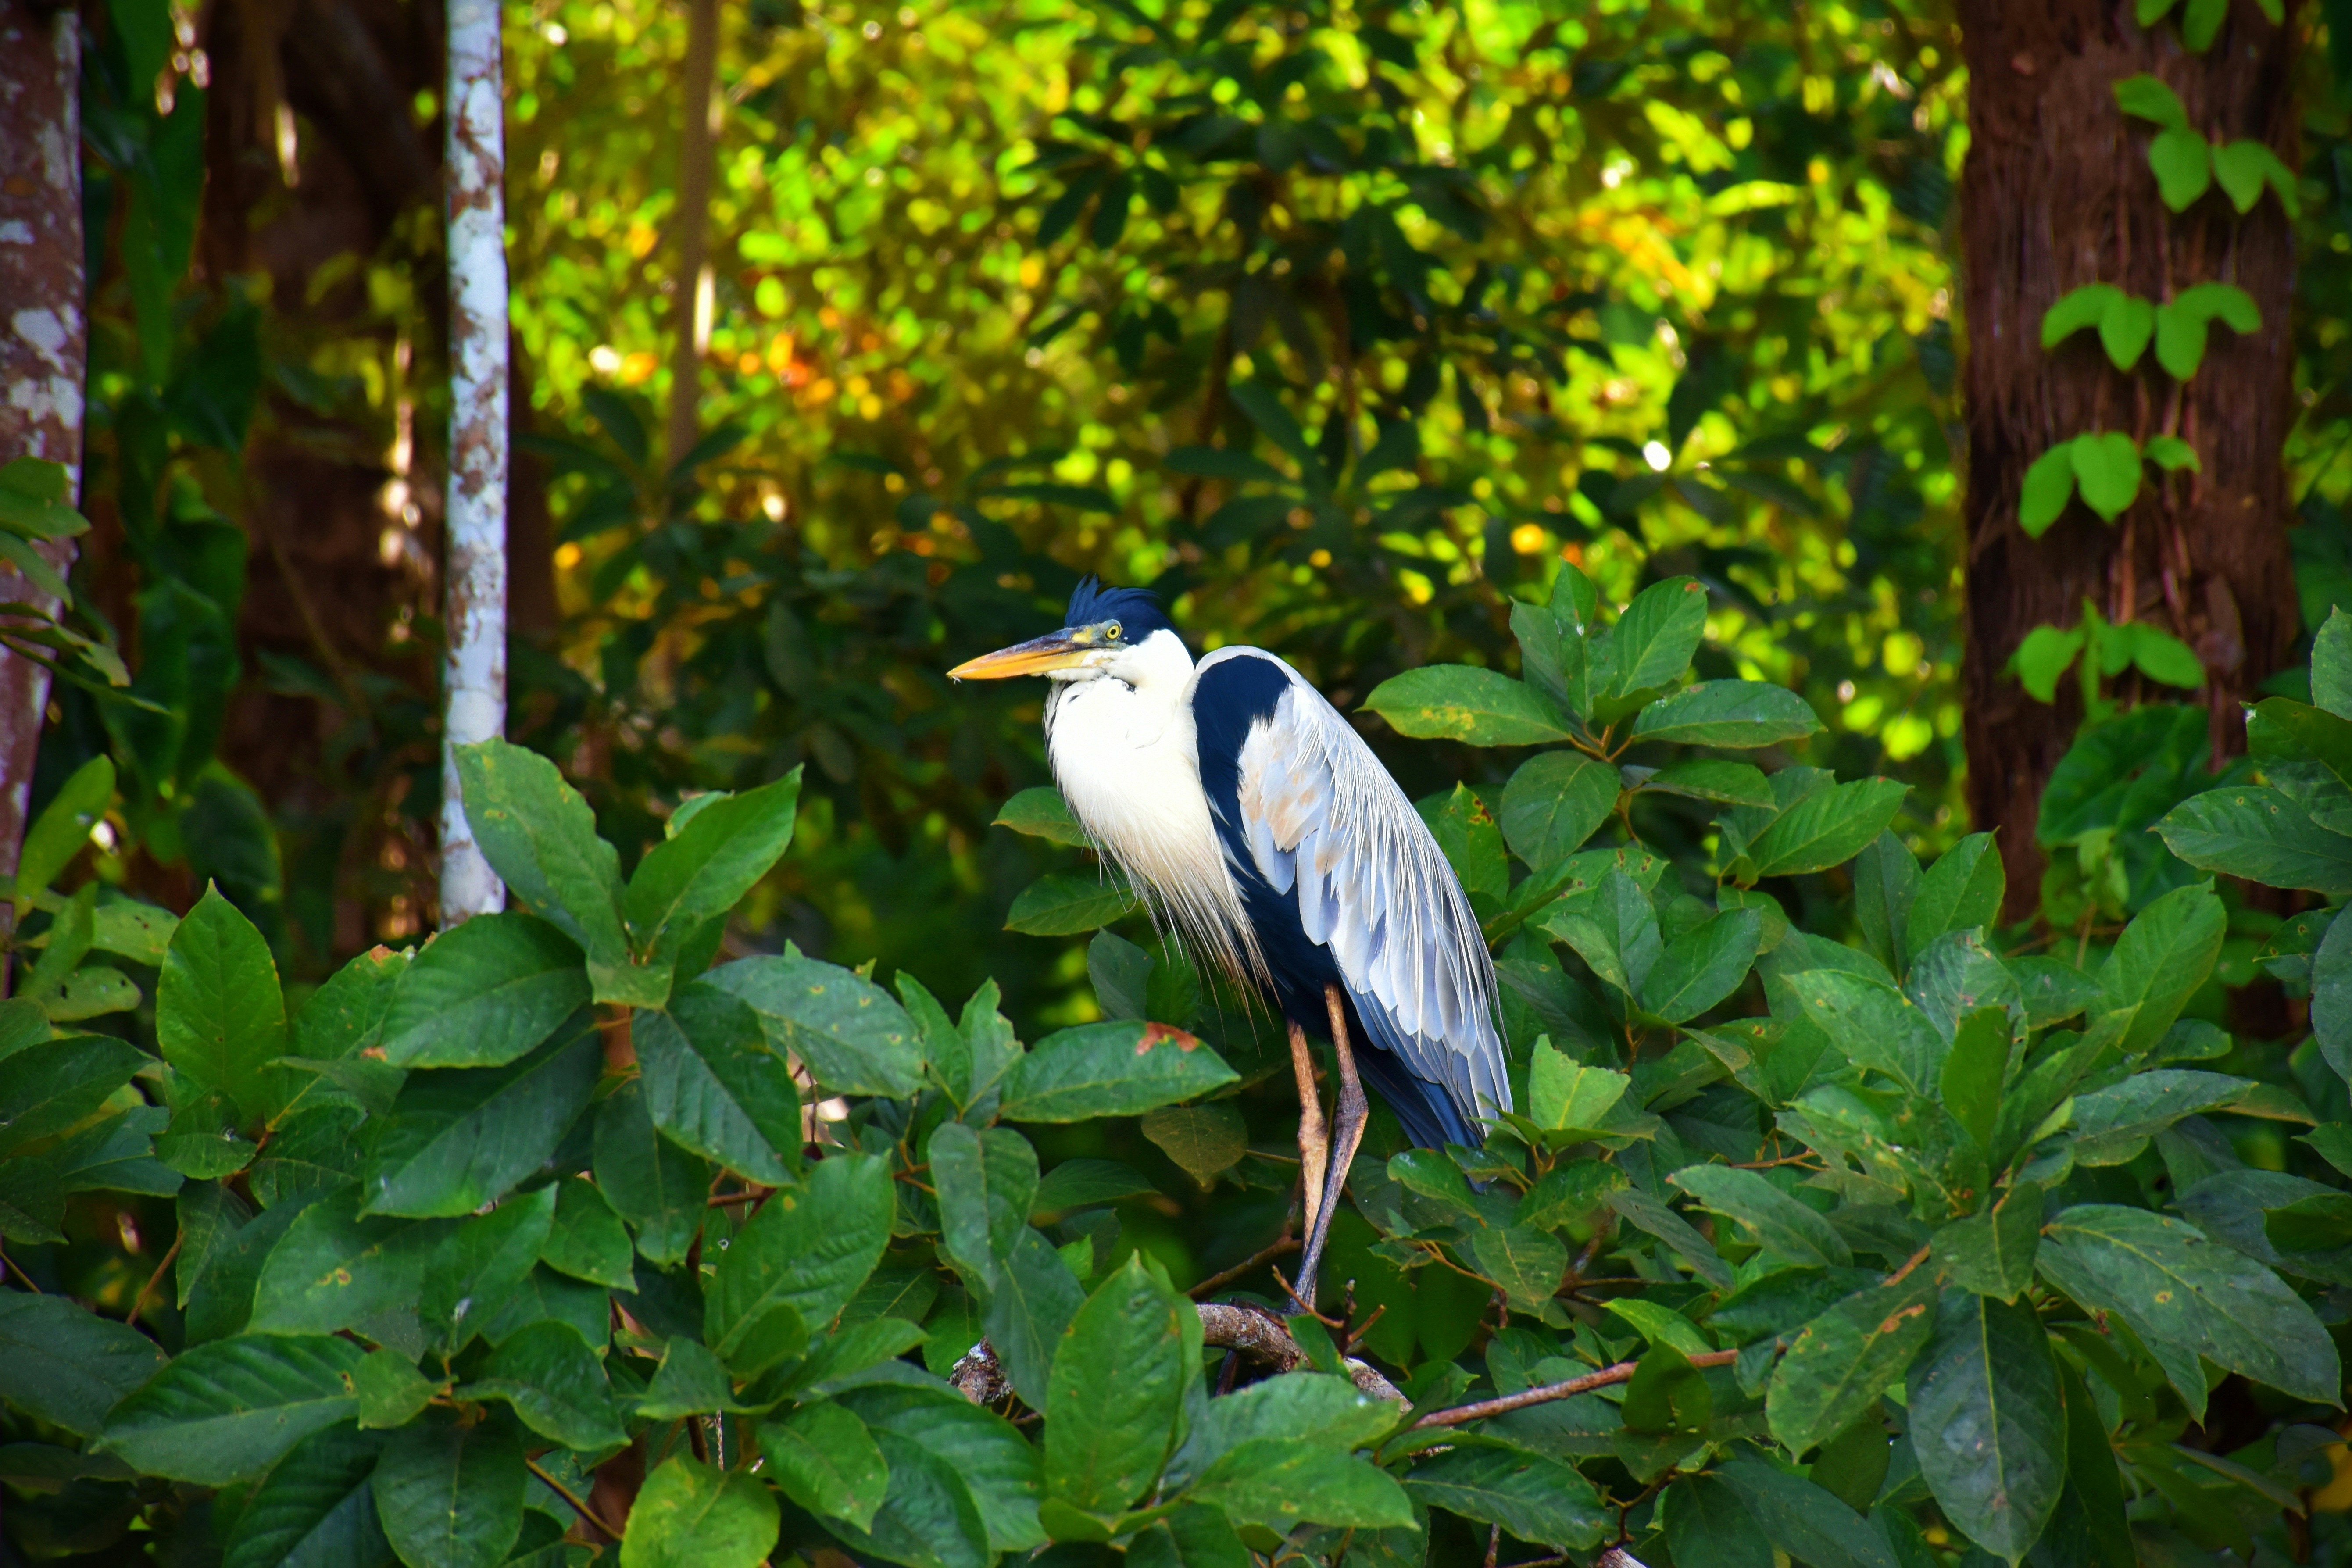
[464,1320,626,1450]
[418,1186,561,1352]
[1526,1044,1630,1132]
[246,1192,441,1336]
[1908,832,2004,954]
[360,1024,601,1217]
[1638,907,1761,1022]
[158,884,288,1126]
[0,1031,148,1158]
[706,1151,894,1370]
[1498,751,1619,867]
[1781,969,1945,1094]
[622,767,804,948]
[997,1020,1237,1122]
[372,1419,526,1568]
[593,1080,710,1267]
[0,1289,167,1436]
[1712,1457,1897,1568]
[1909,1292,2064,1560]
[1743,778,1909,879]
[992,786,1090,847]
[452,739,638,1000]
[373,912,587,1068]
[1933,1182,2043,1303]
[1402,1442,1606,1549]
[2096,880,2225,1055]
[1190,1438,1416,1530]
[221,1421,392,1568]
[932,1122,1040,1297]
[839,1382,1046,1554]
[635,982,799,1183]
[2156,786,2352,893]
[1468,1224,1569,1313]
[2311,905,2352,1082]
[984,1225,1086,1409]
[1004,872,1139,935]
[2037,1205,2339,1408]
[705,950,926,1097]
[1631,679,1821,748]
[829,1429,992,1568]
[1670,1165,1850,1268]
[1606,576,1709,696]
[101,1334,368,1485]
[768,1400,891,1533]
[1765,1272,1936,1454]
[1044,1254,1198,1518]
[540,1175,636,1289]
[1361,665,1573,746]
[1661,1473,1769,1568]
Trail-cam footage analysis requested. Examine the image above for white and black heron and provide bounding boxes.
[951,578,1511,1312]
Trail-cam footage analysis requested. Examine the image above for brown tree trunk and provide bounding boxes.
[1959,2,2300,919]
[665,0,719,467]
[0,0,88,972]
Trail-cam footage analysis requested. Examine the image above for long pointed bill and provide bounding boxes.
[948,629,1095,680]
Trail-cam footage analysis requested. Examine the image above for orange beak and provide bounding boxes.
[948,629,1096,680]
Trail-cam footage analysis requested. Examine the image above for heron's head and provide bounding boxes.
[949,578,1186,686]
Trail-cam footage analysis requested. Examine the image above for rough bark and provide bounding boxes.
[665,0,719,466]
[439,0,508,922]
[1958,1,2300,916]
[0,0,87,961]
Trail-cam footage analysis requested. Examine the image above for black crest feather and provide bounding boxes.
[1064,576,1175,639]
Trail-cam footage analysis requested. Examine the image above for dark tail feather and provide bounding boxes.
[1355,1041,1483,1152]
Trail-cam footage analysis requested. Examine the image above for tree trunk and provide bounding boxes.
[1958,2,2300,918]
[665,0,719,467]
[439,0,508,923]
[0,0,87,975]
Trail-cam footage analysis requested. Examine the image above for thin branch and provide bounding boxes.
[1881,1244,1933,1290]
[127,1232,183,1329]
[1189,1231,1301,1299]
[951,1302,1408,1408]
[527,1456,624,1541]
[0,1241,36,1290]
[1412,1349,1741,1430]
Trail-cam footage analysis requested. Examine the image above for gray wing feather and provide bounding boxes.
[1207,649,1512,1127]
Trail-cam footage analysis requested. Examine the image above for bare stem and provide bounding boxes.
[1412,1349,1741,1430]
[527,1456,625,1541]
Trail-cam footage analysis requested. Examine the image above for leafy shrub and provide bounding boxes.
[2,580,2346,1567]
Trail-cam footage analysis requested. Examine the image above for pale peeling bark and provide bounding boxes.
[440,0,508,923]
[0,2,86,971]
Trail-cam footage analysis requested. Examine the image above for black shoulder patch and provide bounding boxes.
[1193,654,1292,817]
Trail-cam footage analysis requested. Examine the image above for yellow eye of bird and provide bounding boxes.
[1108,622,1122,641]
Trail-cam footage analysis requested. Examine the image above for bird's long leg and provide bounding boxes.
[1287,1018,1329,1246]
[1293,983,1368,1317]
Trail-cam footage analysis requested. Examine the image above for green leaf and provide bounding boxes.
[1361,666,1572,746]
[1640,759,1774,807]
[159,884,288,1126]
[1498,752,1618,868]
[354,1351,435,1429]
[454,740,639,1001]
[1191,1439,1416,1530]
[1632,679,1822,749]
[1607,576,1710,696]
[593,1080,709,1267]
[1671,1164,1850,1268]
[997,1019,1237,1122]
[2123,622,2204,689]
[0,1289,167,1436]
[1765,1273,1936,1454]
[1909,1291,2064,1559]
[222,1422,391,1568]
[831,1429,994,1568]
[1661,1474,1769,1568]
[465,1320,626,1451]
[540,1175,637,1289]
[2113,74,2188,128]
[1527,1042,1631,1132]
[839,1382,1045,1553]
[2148,125,2213,210]
[374,913,586,1070]
[1713,1457,1898,1568]
[0,1031,147,1158]
[2097,293,2155,371]
[2318,607,2352,719]
[1403,1443,1604,1549]
[1743,777,1908,879]
[360,1024,601,1217]
[636,982,800,1184]
[1004,870,1138,935]
[2097,880,2227,1054]
[2037,1204,2340,1407]
[1941,1007,2008,1150]
[2141,434,2200,473]
[1623,1341,1712,1434]
[2040,282,2126,348]
[768,1400,890,1532]
[13,755,111,908]
[933,1121,1041,1295]
[1468,1224,1569,1313]
[246,1191,440,1336]
[2212,137,2288,214]
[1907,832,2004,954]
[2154,281,2261,380]
[1129,1507,1253,1568]
[1045,1254,1198,1518]
[707,949,925,1097]
[2069,432,2141,521]
[1539,867,1660,997]
[1783,969,1945,1093]
[993,787,1090,847]
[623,767,803,948]
[420,1186,561,1351]
[2156,786,2352,893]
[373,1419,526,1568]
[100,1334,366,1485]
[1638,907,1761,1023]
[1936,1187,2042,1307]
[706,1151,894,1371]
[1418,784,1508,901]
[1608,1186,1734,1289]
[2018,446,2077,536]
[985,1227,1085,1410]
[1033,1158,1160,1214]
[1139,1102,1246,1187]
